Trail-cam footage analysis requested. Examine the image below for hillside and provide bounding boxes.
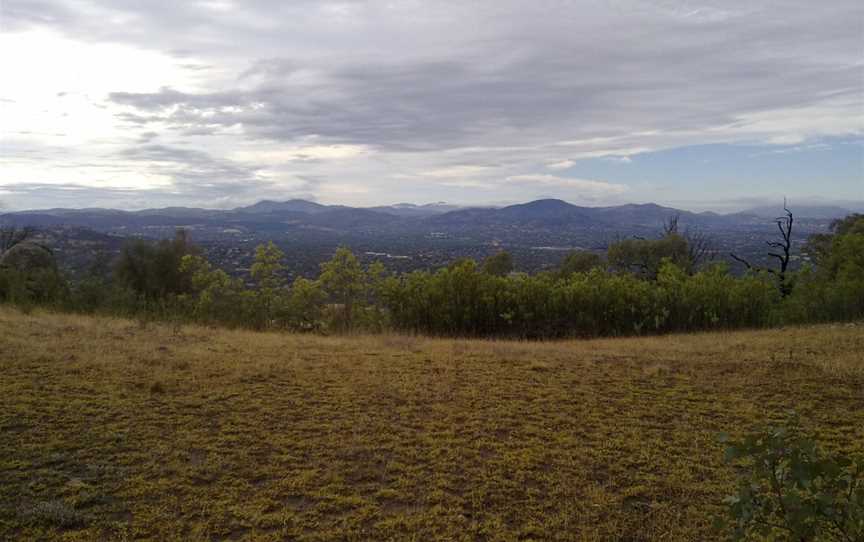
[1,308,862,540]
[1,197,829,236]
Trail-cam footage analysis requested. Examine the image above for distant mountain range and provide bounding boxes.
[7,198,858,279]
[735,204,861,220]
[2,198,858,240]
[425,200,723,229]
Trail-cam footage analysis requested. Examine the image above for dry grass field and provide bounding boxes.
[1,307,862,541]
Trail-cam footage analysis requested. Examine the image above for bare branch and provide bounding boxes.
[730,252,753,270]
[684,227,716,271]
[757,199,795,296]
[663,213,680,236]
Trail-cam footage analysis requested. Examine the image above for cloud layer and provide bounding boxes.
[1,0,862,210]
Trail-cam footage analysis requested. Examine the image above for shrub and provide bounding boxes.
[717,415,864,541]
[113,230,198,301]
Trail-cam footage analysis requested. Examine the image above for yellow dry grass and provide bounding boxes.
[1,307,862,541]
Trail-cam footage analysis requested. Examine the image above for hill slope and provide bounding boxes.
[1,198,749,234]
[1,308,862,540]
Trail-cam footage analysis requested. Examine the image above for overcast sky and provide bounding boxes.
[1,0,862,212]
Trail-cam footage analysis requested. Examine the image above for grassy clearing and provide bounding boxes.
[1,308,862,541]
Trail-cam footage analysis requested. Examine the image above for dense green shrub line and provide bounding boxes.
[378,260,782,338]
[1,215,862,338]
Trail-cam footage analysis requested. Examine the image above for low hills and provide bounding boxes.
[3,198,857,236]
[3,198,857,278]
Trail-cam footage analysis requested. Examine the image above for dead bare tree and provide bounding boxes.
[0,226,34,255]
[663,213,716,272]
[663,213,681,236]
[730,201,794,297]
[685,228,717,270]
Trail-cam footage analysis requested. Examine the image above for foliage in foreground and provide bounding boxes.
[718,415,864,541]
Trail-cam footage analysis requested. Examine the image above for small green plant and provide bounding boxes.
[717,414,864,541]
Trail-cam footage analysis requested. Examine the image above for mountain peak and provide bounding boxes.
[511,198,573,210]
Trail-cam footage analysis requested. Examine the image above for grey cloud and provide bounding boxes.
[3,0,862,208]
[0,183,193,211]
[0,183,150,206]
[17,1,862,152]
[110,87,241,111]
[239,59,302,80]
[116,144,267,194]
[0,180,316,211]
[97,1,862,154]
[0,0,77,30]
[1,140,280,208]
